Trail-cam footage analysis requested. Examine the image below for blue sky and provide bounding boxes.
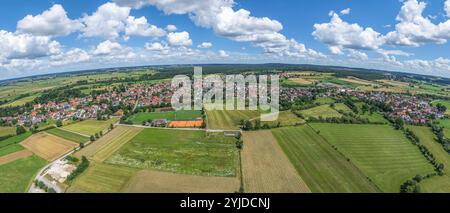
[0,0,449,80]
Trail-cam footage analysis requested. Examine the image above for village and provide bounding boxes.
[0,78,446,129]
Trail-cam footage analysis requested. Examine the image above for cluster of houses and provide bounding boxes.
[280,85,445,124]
[0,82,175,127]
[352,91,445,124]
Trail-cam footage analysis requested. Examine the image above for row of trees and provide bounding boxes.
[404,128,444,175]
[34,180,56,193]
[67,156,89,182]
[430,124,450,154]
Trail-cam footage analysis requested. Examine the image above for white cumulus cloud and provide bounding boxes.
[81,2,131,40]
[219,50,229,57]
[385,0,450,47]
[197,42,212,48]
[313,12,385,54]
[93,40,122,55]
[17,4,83,37]
[167,31,193,46]
[125,16,166,38]
[166,24,177,32]
[113,0,324,59]
[0,30,61,60]
[340,8,351,15]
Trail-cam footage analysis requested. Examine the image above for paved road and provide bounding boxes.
[28,148,78,193]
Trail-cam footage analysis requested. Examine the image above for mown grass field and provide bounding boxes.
[106,129,238,177]
[0,127,15,137]
[309,123,435,192]
[91,127,142,162]
[206,109,260,130]
[61,117,119,136]
[241,131,311,193]
[73,126,140,159]
[46,128,90,144]
[272,126,379,192]
[258,111,305,127]
[0,155,47,192]
[299,105,342,119]
[129,110,202,124]
[437,119,450,138]
[407,126,450,192]
[67,163,138,193]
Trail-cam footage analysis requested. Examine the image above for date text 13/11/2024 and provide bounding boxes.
[180,197,271,210]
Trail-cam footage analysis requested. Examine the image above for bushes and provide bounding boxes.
[16,125,26,135]
[430,124,450,154]
[34,180,56,193]
[67,156,89,182]
[400,179,421,193]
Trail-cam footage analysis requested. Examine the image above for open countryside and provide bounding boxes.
[0,64,449,194]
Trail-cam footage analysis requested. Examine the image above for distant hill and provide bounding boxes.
[1,63,449,86]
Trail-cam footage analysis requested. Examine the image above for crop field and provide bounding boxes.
[0,127,15,137]
[241,131,311,193]
[73,126,140,159]
[338,77,374,86]
[314,97,335,105]
[61,117,119,136]
[0,155,47,192]
[259,111,305,127]
[309,123,435,192]
[358,85,408,94]
[0,94,39,108]
[129,110,202,124]
[272,126,380,192]
[125,170,240,193]
[206,109,260,130]
[299,105,342,119]
[334,103,352,113]
[91,127,142,162]
[407,126,450,193]
[358,112,389,123]
[377,80,410,87]
[0,132,32,150]
[288,78,313,85]
[106,129,238,177]
[0,144,24,157]
[20,132,79,161]
[0,149,33,165]
[46,128,90,144]
[67,163,138,193]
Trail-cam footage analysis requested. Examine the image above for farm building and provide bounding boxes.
[224,131,241,137]
[151,119,168,127]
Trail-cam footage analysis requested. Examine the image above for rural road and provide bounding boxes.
[118,123,240,133]
[28,148,78,193]
[28,121,120,193]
